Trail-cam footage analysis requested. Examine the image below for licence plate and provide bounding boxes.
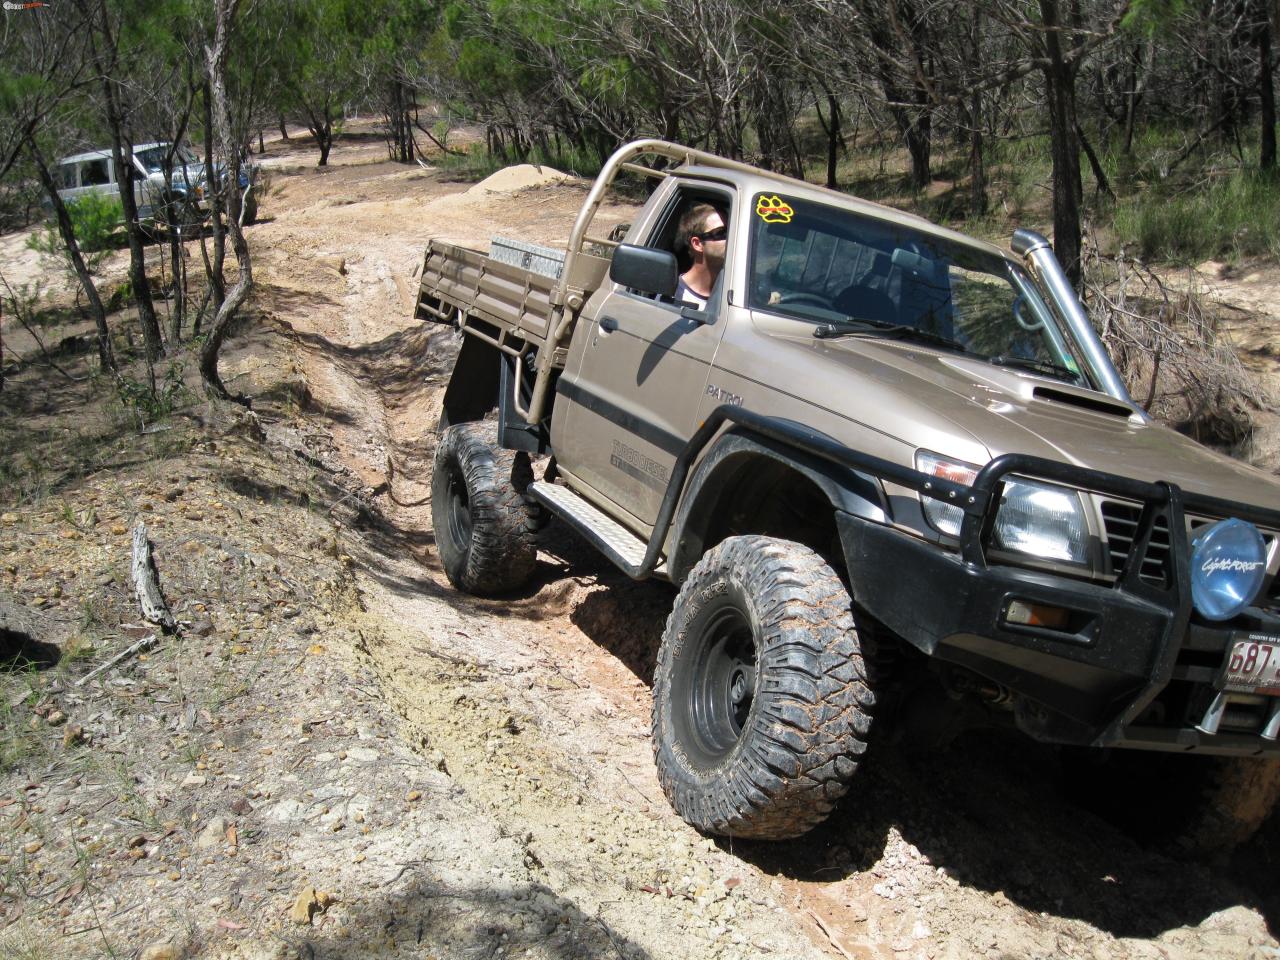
[1221,634,1280,696]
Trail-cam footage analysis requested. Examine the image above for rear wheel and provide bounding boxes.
[652,535,875,839]
[431,422,538,595]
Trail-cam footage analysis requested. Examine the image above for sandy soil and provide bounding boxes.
[4,128,1280,960]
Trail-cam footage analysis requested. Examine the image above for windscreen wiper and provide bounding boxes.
[987,354,1082,382]
[814,317,970,354]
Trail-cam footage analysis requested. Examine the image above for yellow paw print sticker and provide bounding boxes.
[756,195,794,224]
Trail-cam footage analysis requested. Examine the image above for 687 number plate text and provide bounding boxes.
[1222,634,1280,696]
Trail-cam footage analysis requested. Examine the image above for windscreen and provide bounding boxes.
[748,193,1089,386]
[135,145,198,173]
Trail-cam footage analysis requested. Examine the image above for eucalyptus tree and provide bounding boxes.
[200,0,253,401]
[279,0,371,166]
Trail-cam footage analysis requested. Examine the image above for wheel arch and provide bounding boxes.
[668,429,888,584]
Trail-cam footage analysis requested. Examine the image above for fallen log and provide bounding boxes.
[131,522,176,633]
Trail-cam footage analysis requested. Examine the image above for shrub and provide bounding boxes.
[26,192,123,280]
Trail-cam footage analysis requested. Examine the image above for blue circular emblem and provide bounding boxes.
[1190,517,1268,621]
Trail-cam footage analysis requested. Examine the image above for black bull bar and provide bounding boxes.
[634,405,1280,751]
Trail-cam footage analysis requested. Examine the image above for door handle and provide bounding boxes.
[599,316,619,333]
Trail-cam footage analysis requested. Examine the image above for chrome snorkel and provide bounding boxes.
[1010,229,1143,415]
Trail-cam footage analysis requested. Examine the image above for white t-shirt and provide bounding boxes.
[675,277,707,309]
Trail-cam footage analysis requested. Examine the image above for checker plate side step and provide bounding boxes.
[529,480,665,579]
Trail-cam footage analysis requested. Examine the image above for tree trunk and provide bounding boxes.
[202,81,227,315]
[970,90,987,217]
[278,115,289,140]
[168,228,184,342]
[823,93,841,190]
[968,10,987,217]
[317,118,332,166]
[28,140,116,374]
[1040,0,1083,287]
[1120,41,1151,156]
[93,1,163,363]
[893,104,931,190]
[201,0,253,403]
[1261,14,1276,171]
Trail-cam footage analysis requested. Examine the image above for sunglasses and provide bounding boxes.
[697,226,728,242]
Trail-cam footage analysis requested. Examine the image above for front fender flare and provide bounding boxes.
[667,428,888,583]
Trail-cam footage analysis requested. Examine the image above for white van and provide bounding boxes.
[51,142,256,226]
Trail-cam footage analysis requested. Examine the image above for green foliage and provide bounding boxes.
[1122,0,1189,35]
[116,361,190,427]
[1113,170,1280,262]
[26,193,122,282]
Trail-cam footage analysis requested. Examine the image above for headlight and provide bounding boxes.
[916,452,1089,565]
[993,477,1088,564]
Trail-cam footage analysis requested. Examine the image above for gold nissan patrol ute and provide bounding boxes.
[415,140,1280,847]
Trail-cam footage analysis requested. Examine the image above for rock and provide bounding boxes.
[62,724,85,747]
[196,817,227,851]
[405,790,421,802]
[181,772,207,788]
[189,619,214,638]
[289,886,336,925]
[139,944,182,960]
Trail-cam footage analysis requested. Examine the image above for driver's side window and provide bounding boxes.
[641,189,732,309]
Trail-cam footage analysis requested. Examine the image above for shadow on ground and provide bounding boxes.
[263,878,652,960]
[727,729,1279,941]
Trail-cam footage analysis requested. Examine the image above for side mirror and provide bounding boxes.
[610,244,678,299]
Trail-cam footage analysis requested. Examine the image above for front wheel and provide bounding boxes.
[652,536,875,839]
[430,422,538,595]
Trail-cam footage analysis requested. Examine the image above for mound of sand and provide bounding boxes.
[466,164,571,196]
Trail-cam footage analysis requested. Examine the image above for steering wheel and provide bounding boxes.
[1012,293,1043,332]
[777,291,834,309]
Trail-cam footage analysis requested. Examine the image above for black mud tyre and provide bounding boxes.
[431,422,538,595]
[652,535,874,839]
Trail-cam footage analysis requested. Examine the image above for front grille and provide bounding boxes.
[1102,502,1280,606]
[1101,500,1171,585]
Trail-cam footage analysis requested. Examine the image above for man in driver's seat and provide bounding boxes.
[674,203,727,308]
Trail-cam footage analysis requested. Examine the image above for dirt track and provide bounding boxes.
[3,130,1280,959]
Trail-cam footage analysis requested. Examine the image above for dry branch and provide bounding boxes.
[131,522,176,632]
[1082,232,1269,451]
[77,632,157,687]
